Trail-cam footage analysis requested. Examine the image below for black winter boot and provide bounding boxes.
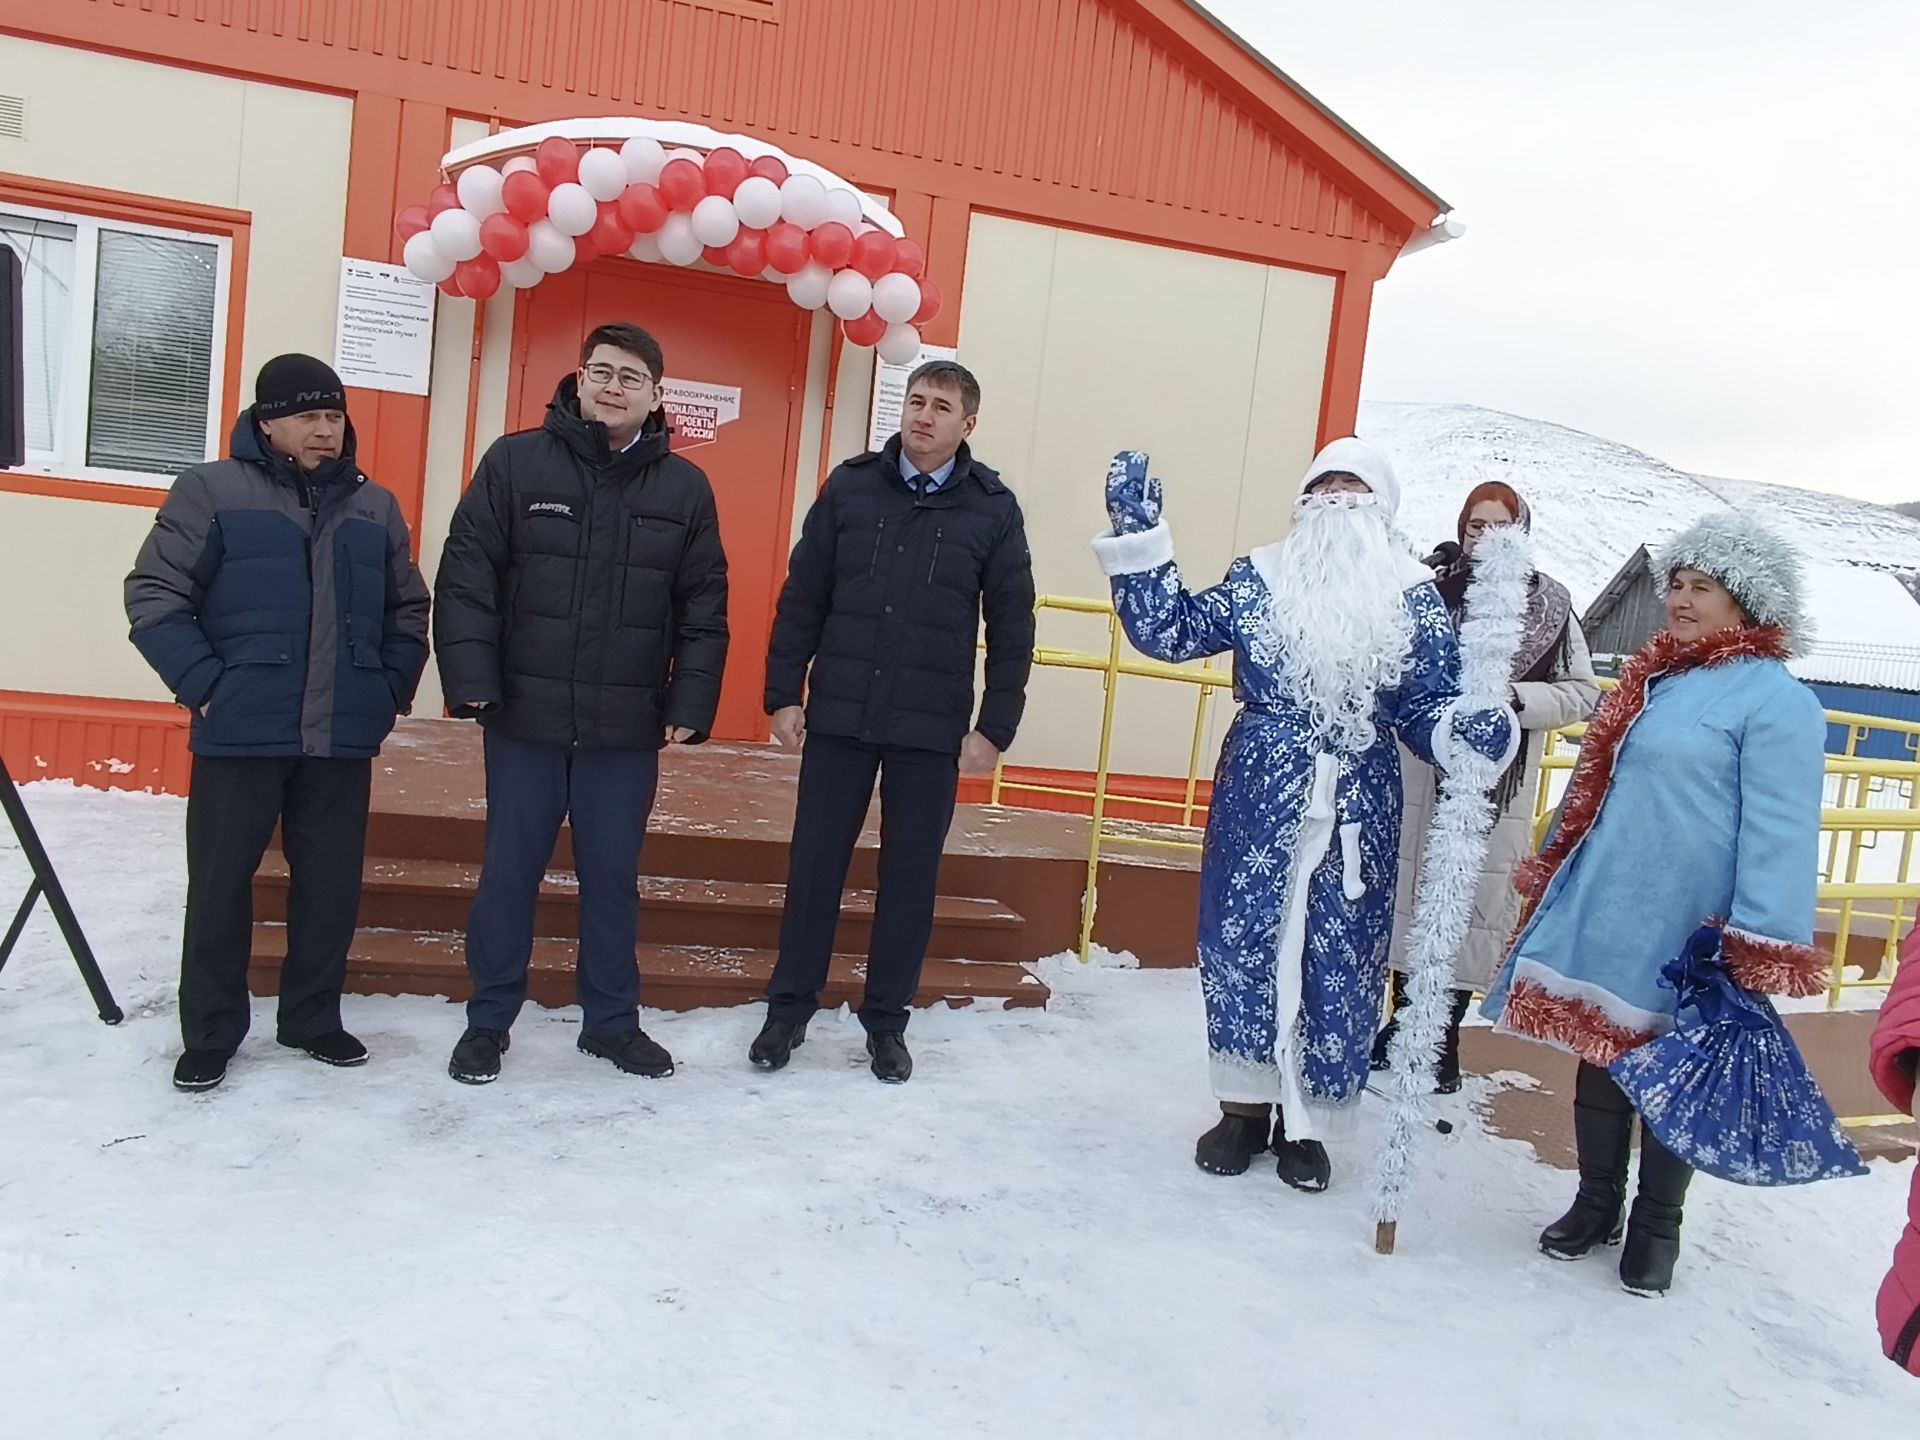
[1539,1063,1634,1260]
[1272,1108,1331,1193]
[1619,1124,1694,1297]
[1432,990,1473,1095]
[280,1029,369,1067]
[449,1027,510,1085]
[866,1031,912,1084]
[579,1028,676,1078]
[749,1015,808,1071]
[173,1048,232,1092]
[1194,1104,1271,1175]
[1370,972,1408,1071]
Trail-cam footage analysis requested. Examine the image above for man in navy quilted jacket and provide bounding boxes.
[125,355,430,1093]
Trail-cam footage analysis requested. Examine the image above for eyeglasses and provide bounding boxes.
[583,363,655,392]
[1462,519,1510,536]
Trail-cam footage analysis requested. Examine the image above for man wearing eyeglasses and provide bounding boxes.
[433,323,729,1085]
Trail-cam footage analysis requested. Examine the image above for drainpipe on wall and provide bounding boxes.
[1398,213,1466,259]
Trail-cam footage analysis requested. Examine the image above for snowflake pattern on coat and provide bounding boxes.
[1109,553,1511,1118]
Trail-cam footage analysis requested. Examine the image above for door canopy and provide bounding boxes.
[394,118,942,362]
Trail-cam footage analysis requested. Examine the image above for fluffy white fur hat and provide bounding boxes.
[1649,511,1814,654]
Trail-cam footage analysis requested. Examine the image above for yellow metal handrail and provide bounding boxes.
[988,598,1912,1023]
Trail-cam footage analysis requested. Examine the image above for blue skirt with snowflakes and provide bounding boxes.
[1609,926,1868,1186]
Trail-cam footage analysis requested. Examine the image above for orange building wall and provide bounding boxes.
[0,0,1439,792]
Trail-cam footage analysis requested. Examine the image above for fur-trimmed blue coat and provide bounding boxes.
[1092,523,1516,1138]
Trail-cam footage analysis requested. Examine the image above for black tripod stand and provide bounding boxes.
[0,754,123,1024]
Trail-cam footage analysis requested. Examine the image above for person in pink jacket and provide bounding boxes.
[1871,927,1920,1375]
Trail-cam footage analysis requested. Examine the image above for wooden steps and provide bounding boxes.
[243,923,1049,1013]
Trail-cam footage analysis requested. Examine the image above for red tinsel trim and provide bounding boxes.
[1723,926,1830,998]
[1501,979,1656,1068]
[1512,624,1792,912]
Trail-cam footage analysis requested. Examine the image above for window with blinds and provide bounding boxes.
[87,230,218,476]
[0,202,227,485]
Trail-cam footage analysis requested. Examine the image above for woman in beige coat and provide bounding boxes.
[1374,482,1601,1090]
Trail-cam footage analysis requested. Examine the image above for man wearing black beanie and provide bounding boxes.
[126,353,430,1092]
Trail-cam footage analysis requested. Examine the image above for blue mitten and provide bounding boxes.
[1104,450,1164,536]
[1451,706,1516,762]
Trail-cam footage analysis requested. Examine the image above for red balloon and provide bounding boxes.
[438,278,465,298]
[393,204,432,244]
[764,221,810,275]
[702,147,750,197]
[535,136,580,187]
[455,257,502,301]
[702,245,732,269]
[747,154,791,186]
[501,170,551,224]
[573,231,603,267]
[851,230,896,281]
[889,238,927,278]
[843,311,888,347]
[659,158,707,212]
[912,276,943,325]
[808,221,855,270]
[590,202,634,257]
[617,183,670,235]
[478,213,530,262]
[725,228,768,276]
[427,184,462,218]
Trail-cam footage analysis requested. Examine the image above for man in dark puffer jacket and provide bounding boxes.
[434,323,728,1085]
[751,360,1035,1083]
[125,354,430,1093]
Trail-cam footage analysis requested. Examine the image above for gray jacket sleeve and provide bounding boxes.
[1512,615,1601,732]
[124,469,224,709]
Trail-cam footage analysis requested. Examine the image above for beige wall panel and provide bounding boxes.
[0,494,172,702]
[786,309,835,556]
[411,296,481,718]
[0,39,352,705]
[957,214,1330,778]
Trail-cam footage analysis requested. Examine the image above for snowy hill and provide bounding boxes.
[1362,402,1920,609]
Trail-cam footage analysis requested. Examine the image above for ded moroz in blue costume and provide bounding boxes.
[1091,439,1516,1191]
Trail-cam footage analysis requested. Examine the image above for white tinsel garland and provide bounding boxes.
[1370,524,1533,1254]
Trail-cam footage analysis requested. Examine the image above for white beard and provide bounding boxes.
[1262,492,1417,754]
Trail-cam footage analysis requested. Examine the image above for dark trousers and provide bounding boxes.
[464,731,660,1036]
[766,733,959,1034]
[180,755,372,1053]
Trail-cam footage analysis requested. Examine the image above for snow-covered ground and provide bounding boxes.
[2,783,1914,1437]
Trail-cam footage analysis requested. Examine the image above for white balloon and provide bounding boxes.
[627,232,664,263]
[690,195,741,249]
[826,269,874,322]
[824,187,863,229]
[872,272,922,326]
[502,156,538,176]
[526,220,576,274]
[667,147,706,167]
[657,213,703,267]
[547,183,597,237]
[403,230,456,284]
[500,256,545,289]
[785,262,832,310]
[455,164,506,219]
[732,176,783,230]
[876,323,922,367]
[578,147,628,202]
[428,207,484,262]
[621,136,668,185]
[778,174,829,230]
[759,266,785,284]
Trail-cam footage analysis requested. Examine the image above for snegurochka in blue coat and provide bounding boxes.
[1092,439,1516,1193]
[1482,510,1831,1297]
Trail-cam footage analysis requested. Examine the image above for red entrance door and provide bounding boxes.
[511,261,811,743]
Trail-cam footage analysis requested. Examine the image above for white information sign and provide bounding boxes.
[659,377,744,450]
[333,259,436,396]
[867,343,960,452]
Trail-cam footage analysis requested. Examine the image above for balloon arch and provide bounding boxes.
[395,118,942,364]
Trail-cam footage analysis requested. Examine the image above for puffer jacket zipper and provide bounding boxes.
[1895,1298,1920,1369]
[927,526,944,583]
[869,516,887,578]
